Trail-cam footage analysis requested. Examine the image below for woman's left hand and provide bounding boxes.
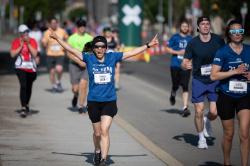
[148,34,159,47]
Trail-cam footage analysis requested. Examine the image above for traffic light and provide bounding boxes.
[14,8,18,19]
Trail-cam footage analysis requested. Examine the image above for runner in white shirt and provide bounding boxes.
[29,23,43,66]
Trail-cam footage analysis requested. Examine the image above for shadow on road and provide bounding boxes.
[52,152,147,165]
[173,133,216,147]
[160,109,183,116]
[15,109,40,115]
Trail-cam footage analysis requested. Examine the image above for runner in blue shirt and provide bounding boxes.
[211,20,250,166]
[166,20,192,117]
[48,28,159,166]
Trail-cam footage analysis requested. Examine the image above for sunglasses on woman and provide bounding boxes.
[21,30,29,34]
[230,29,244,35]
[94,45,106,49]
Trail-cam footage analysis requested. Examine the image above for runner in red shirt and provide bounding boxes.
[10,24,38,118]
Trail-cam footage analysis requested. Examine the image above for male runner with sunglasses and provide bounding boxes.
[67,19,93,114]
[181,16,225,149]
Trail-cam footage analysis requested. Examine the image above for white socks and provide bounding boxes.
[199,132,205,140]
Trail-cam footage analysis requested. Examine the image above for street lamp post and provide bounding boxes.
[240,2,248,28]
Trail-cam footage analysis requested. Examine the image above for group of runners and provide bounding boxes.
[10,15,249,166]
[167,16,250,166]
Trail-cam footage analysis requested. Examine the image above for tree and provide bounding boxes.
[5,0,66,25]
[69,8,88,23]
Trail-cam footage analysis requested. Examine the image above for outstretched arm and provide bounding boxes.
[122,34,159,60]
[48,28,83,60]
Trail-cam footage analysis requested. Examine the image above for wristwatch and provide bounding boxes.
[146,42,150,48]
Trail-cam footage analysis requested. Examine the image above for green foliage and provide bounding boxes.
[5,0,66,24]
[69,8,88,22]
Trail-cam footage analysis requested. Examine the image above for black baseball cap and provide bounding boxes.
[197,16,210,32]
[93,36,107,48]
[76,19,86,27]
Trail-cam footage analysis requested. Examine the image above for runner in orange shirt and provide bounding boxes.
[42,17,69,93]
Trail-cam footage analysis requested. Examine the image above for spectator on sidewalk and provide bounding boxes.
[42,17,69,93]
[67,19,93,114]
[10,24,38,118]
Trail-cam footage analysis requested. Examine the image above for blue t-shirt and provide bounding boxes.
[213,43,250,98]
[184,33,225,84]
[82,52,123,102]
[167,34,192,68]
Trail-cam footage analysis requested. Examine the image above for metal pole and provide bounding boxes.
[168,0,172,35]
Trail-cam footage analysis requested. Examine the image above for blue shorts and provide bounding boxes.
[191,78,219,103]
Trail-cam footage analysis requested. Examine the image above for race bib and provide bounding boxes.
[94,71,111,84]
[229,79,247,93]
[21,61,33,69]
[201,64,212,76]
[51,44,60,52]
[177,54,183,59]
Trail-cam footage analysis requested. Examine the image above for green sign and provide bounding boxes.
[118,0,143,47]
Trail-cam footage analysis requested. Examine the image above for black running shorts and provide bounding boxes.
[87,100,118,123]
[170,67,191,92]
[216,92,250,120]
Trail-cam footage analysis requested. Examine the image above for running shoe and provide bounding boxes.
[72,95,78,107]
[93,152,101,166]
[169,94,176,105]
[51,87,57,93]
[78,106,85,115]
[182,107,191,117]
[20,109,28,118]
[197,139,208,149]
[99,158,108,166]
[56,82,63,92]
[203,114,212,137]
[25,106,32,116]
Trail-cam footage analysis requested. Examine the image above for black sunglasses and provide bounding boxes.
[94,45,106,49]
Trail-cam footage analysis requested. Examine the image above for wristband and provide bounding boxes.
[146,42,150,48]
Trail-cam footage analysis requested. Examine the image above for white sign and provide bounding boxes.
[122,5,141,26]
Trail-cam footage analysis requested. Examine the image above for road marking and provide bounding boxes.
[114,114,184,166]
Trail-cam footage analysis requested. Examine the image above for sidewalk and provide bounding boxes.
[0,39,167,166]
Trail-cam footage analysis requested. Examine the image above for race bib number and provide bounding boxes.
[51,44,60,52]
[177,54,183,59]
[201,64,212,76]
[94,71,111,84]
[21,61,33,69]
[229,79,247,93]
